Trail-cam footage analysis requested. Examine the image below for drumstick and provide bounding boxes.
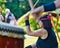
[28,0,34,10]
[28,0,43,15]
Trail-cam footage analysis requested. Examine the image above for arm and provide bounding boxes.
[12,14,17,25]
[31,0,60,14]
[24,15,48,37]
[13,16,17,25]
[28,0,39,21]
[32,13,39,21]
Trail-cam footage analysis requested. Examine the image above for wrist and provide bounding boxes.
[25,20,30,26]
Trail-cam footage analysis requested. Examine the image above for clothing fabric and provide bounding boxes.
[44,2,56,12]
[36,28,58,48]
[5,13,15,25]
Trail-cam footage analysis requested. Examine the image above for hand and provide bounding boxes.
[24,15,29,20]
[30,10,35,14]
[30,9,41,14]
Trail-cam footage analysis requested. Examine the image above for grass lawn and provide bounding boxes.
[24,35,60,48]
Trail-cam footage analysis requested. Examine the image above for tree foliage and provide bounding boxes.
[17,14,40,32]
[0,0,55,19]
[0,0,6,15]
[19,0,55,17]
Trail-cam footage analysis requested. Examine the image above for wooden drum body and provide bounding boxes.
[0,22,25,48]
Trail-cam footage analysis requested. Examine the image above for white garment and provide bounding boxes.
[5,13,14,20]
[10,20,15,25]
[5,13,15,25]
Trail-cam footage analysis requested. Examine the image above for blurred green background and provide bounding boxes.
[0,0,55,19]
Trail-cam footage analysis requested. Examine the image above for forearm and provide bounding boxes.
[26,26,31,34]
[25,20,39,36]
[25,16,47,37]
[25,19,32,35]
[32,1,57,13]
[32,6,44,13]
